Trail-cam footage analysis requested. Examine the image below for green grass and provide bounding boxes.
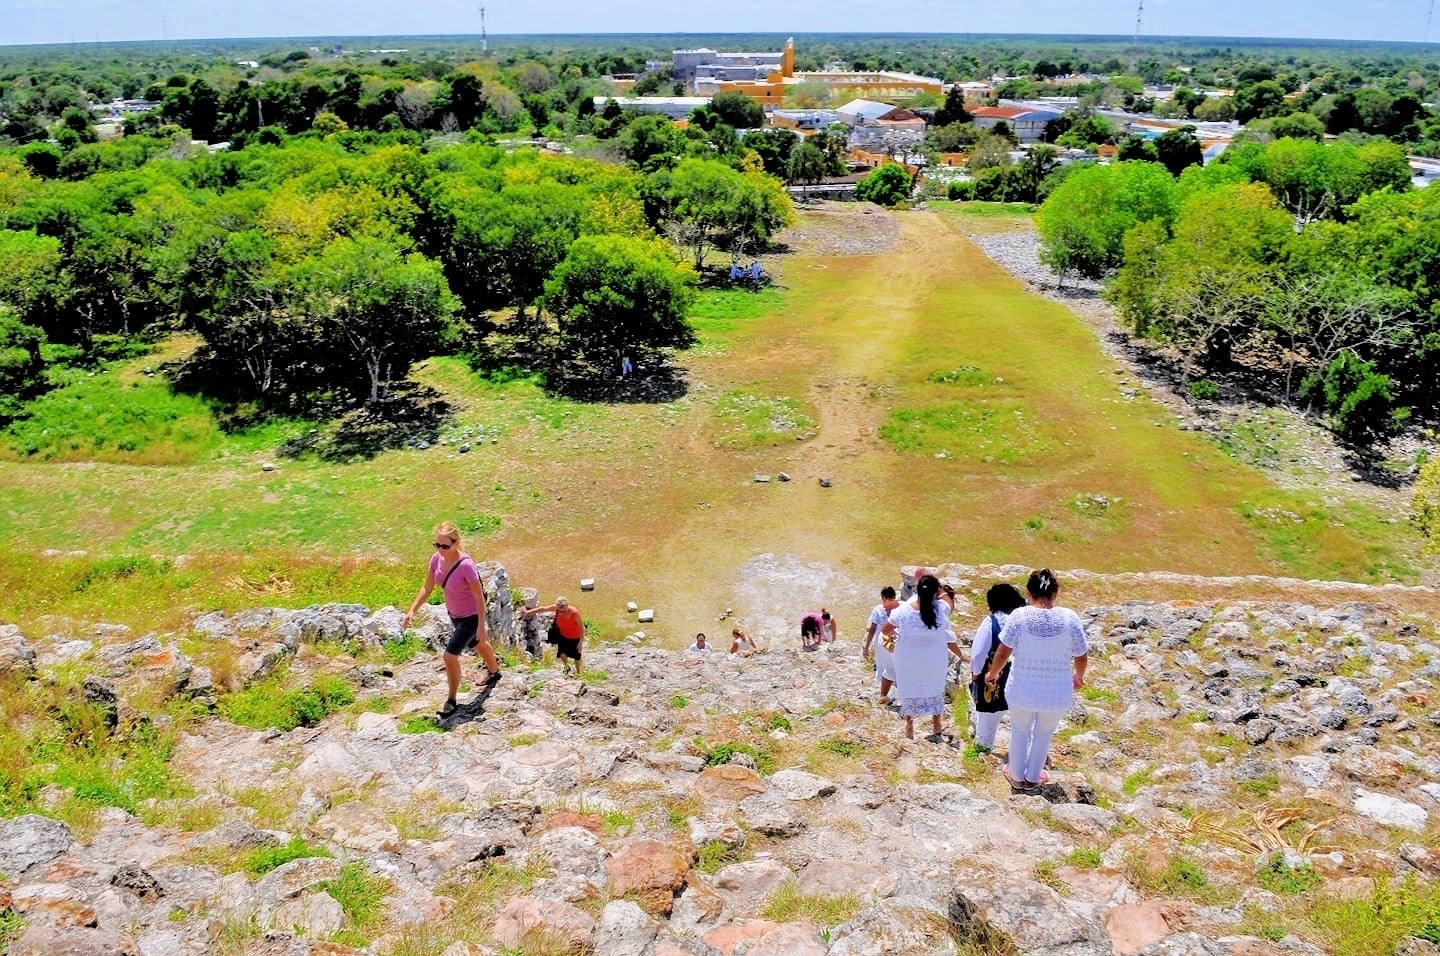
[1079,686,1119,703]
[689,287,788,338]
[712,389,816,448]
[1299,876,1440,956]
[319,862,390,947]
[1257,856,1322,896]
[694,737,775,775]
[1239,773,1281,797]
[382,633,430,666]
[3,357,302,464]
[926,365,993,386]
[879,401,1055,463]
[247,836,333,875]
[696,839,745,874]
[0,911,26,949]
[1066,848,1103,869]
[669,695,689,709]
[760,880,863,927]
[1121,765,1156,797]
[815,738,865,758]
[399,714,443,734]
[218,669,356,732]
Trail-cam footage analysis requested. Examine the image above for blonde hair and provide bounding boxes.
[434,521,462,551]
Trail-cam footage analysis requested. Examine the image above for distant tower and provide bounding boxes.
[782,37,795,77]
[1427,0,1436,49]
[479,5,488,54]
[1132,0,1143,70]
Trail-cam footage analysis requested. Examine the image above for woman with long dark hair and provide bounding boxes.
[881,574,962,741]
[984,568,1089,791]
[969,583,1027,751]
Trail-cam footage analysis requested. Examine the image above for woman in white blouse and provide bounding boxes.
[984,569,1089,791]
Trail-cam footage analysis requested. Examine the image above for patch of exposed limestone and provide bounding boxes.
[1,565,1438,955]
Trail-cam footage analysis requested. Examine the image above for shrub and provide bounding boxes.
[1300,351,1408,444]
[220,671,356,731]
[1188,379,1220,400]
[1257,855,1322,895]
[382,633,429,665]
[247,837,333,875]
[855,164,911,206]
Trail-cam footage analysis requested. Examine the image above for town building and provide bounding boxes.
[591,96,710,121]
[677,39,942,107]
[970,105,1063,143]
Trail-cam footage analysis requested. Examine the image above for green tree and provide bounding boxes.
[933,86,973,127]
[1036,161,1179,280]
[1154,127,1204,176]
[543,234,696,363]
[855,163,911,206]
[652,158,794,268]
[618,114,687,171]
[298,238,458,403]
[786,141,828,191]
[708,91,764,130]
[1235,80,1290,123]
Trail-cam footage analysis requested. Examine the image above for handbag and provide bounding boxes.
[546,618,562,645]
[971,613,1010,713]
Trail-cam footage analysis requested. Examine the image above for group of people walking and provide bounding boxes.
[406,520,1088,792]
[863,567,1089,792]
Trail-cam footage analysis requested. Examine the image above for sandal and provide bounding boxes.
[437,699,458,718]
[484,669,502,686]
[1003,765,1036,792]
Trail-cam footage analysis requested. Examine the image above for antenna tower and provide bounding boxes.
[479,5,488,54]
[1427,0,1436,49]
[1132,0,1143,68]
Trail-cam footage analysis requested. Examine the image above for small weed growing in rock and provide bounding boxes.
[320,862,390,946]
[382,633,429,665]
[211,915,262,956]
[767,712,792,731]
[696,840,744,874]
[1033,860,1066,892]
[1239,773,1281,797]
[694,738,774,774]
[815,738,864,758]
[1121,765,1156,797]
[760,880,861,927]
[670,695,689,709]
[247,837,333,876]
[580,669,609,685]
[399,714,443,734]
[507,733,543,747]
[1080,686,1118,703]
[1257,856,1322,896]
[1066,848,1103,869]
[600,809,635,836]
[0,911,26,949]
[527,681,546,699]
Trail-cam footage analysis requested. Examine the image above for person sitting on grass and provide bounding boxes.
[524,596,585,677]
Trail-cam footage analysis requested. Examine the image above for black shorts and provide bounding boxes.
[446,615,479,656]
[556,637,582,661]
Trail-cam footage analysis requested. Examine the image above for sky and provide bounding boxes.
[1,0,1432,47]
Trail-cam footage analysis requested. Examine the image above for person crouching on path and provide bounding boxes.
[402,521,502,718]
[525,596,585,676]
[984,568,1089,792]
[970,582,1027,752]
[800,612,824,650]
[862,586,901,705]
[882,574,962,741]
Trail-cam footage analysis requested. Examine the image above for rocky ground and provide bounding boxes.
[1,563,1438,956]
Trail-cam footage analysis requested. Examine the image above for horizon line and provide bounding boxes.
[2,29,1433,52]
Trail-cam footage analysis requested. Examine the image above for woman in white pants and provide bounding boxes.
[983,569,1088,791]
[969,582,1027,750]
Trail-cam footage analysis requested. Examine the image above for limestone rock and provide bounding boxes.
[767,768,837,801]
[0,815,74,879]
[797,858,898,901]
[694,764,766,802]
[827,895,956,956]
[266,890,345,936]
[1353,790,1430,832]
[714,859,794,916]
[8,925,139,956]
[491,895,594,950]
[604,840,690,916]
[0,626,36,676]
[738,794,807,836]
[595,899,660,956]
